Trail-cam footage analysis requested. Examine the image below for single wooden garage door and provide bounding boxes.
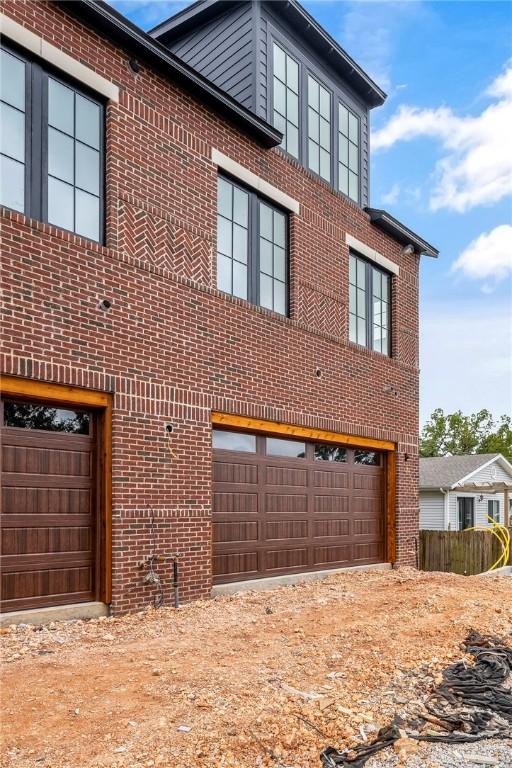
[212,429,385,584]
[1,399,97,612]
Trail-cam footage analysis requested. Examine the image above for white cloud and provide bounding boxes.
[420,301,512,425]
[372,61,512,212]
[381,183,400,205]
[452,225,512,284]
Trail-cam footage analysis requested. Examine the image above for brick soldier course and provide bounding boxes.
[0,0,436,614]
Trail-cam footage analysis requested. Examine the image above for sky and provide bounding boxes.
[110,0,512,426]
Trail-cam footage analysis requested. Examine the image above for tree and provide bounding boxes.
[420,409,512,462]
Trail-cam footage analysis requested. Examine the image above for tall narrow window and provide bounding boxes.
[259,202,287,315]
[487,499,500,522]
[216,176,288,315]
[272,43,299,159]
[47,79,102,241]
[349,252,391,355]
[216,176,249,300]
[307,75,331,182]
[338,104,359,202]
[0,48,26,212]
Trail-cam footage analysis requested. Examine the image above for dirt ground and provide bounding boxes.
[1,568,511,768]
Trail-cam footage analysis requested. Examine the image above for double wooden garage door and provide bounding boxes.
[1,398,98,612]
[212,429,386,584]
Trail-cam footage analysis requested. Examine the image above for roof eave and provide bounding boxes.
[56,0,282,149]
[365,207,439,258]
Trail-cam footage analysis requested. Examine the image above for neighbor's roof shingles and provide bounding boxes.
[419,454,500,489]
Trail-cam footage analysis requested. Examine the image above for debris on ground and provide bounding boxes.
[1,568,511,767]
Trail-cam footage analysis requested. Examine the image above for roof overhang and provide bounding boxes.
[55,0,282,149]
[365,208,439,258]
[150,0,387,109]
[452,481,512,493]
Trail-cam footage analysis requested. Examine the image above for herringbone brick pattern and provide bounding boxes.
[296,281,344,338]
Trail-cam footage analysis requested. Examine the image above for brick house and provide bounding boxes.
[0,0,437,618]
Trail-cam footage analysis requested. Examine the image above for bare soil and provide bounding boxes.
[1,568,511,768]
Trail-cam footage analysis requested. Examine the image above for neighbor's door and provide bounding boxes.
[1,398,98,612]
[458,497,474,531]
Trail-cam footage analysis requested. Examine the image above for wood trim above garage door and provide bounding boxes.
[0,376,112,604]
[211,412,397,565]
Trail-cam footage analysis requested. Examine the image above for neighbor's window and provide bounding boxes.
[487,499,500,523]
[272,43,299,159]
[349,252,391,355]
[216,176,288,315]
[0,43,104,242]
[458,497,474,531]
[338,103,359,202]
[307,75,331,182]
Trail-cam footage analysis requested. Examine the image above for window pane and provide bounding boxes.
[4,401,90,434]
[287,90,298,125]
[48,79,74,135]
[382,274,389,302]
[260,238,273,274]
[308,139,319,173]
[273,43,286,82]
[357,288,366,317]
[48,176,74,230]
[274,246,286,280]
[233,186,248,226]
[308,107,319,142]
[308,76,319,110]
[76,143,99,194]
[287,123,299,158]
[356,258,366,287]
[273,78,286,115]
[213,429,256,452]
[233,223,248,264]
[75,95,100,149]
[320,117,330,150]
[48,127,74,183]
[354,450,380,466]
[349,284,356,314]
[217,215,232,256]
[373,269,382,298]
[232,260,247,299]
[260,273,273,309]
[314,445,347,462]
[267,437,306,458]
[217,177,232,219]
[349,112,359,143]
[339,164,348,195]
[274,211,286,247]
[357,317,366,345]
[339,134,348,166]
[273,110,286,135]
[349,314,357,343]
[260,203,273,240]
[217,252,232,293]
[380,328,388,355]
[349,142,358,172]
[75,189,99,241]
[274,280,286,315]
[288,56,299,93]
[320,148,330,181]
[339,104,348,136]
[1,49,25,111]
[0,102,24,162]
[319,86,330,119]
[349,172,359,202]
[349,254,356,284]
[0,155,24,212]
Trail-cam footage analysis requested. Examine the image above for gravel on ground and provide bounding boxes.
[1,568,511,768]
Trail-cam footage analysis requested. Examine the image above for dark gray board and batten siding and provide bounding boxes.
[162,0,372,207]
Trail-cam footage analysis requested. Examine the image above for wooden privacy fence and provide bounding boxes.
[419,529,508,575]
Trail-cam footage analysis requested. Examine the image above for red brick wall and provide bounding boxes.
[1,1,421,612]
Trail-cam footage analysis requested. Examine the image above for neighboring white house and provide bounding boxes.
[419,453,512,531]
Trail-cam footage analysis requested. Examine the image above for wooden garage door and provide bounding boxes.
[1,399,97,612]
[212,430,385,584]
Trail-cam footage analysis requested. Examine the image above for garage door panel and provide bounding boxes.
[2,444,92,476]
[213,520,258,544]
[265,519,308,540]
[353,542,384,562]
[213,551,258,578]
[313,518,350,538]
[2,486,91,515]
[213,461,258,484]
[265,465,308,487]
[2,526,91,555]
[314,544,352,565]
[353,472,380,491]
[353,518,383,537]
[265,493,308,514]
[2,565,92,601]
[313,469,349,488]
[213,491,258,514]
[265,548,308,571]
[314,495,349,514]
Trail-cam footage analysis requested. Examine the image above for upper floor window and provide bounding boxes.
[338,104,360,203]
[349,252,391,355]
[272,43,299,159]
[0,44,104,243]
[216,176,288,315]
[307,75,331,182]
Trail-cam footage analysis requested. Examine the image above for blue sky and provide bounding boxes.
[111,0,512,425]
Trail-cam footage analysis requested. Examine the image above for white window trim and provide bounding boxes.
[0,13,119,102]
[211,149,300,215]
[345,233,399,276]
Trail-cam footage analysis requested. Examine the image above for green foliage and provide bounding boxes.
[420,409,512,462]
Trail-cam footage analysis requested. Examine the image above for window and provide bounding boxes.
[354,450,380,466]
[266,437,306,458]
[314,445,347,462]
[487,499,500,523]
[338,104,359,202]
[307,75,331,182]
[3,400,90,434]
[458,497,474,531]
[212,430,256,453]
[0,43,104,242]
[349,252,391,355]
[272,43,299,158]
[216,176,288,315]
